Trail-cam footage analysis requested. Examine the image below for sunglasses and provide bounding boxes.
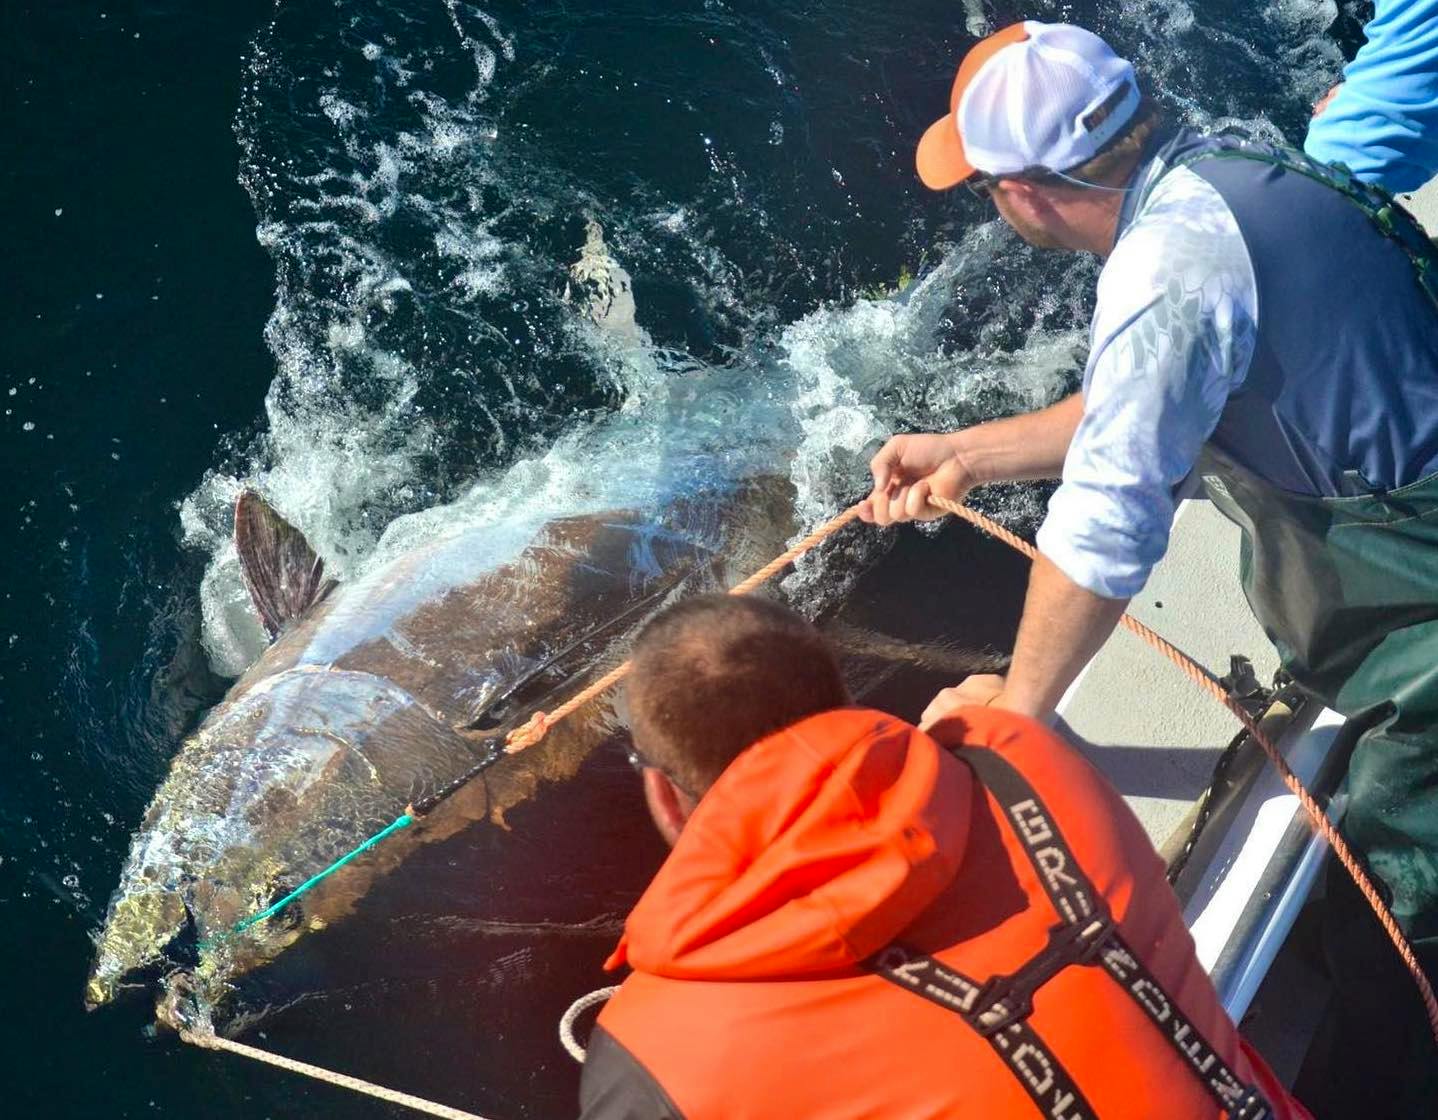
[620,737,701,800]
[624,741,652,774]
[965,173,1001,200]
[965,163,1109,201]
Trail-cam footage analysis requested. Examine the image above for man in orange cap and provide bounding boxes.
[578,594,1310,1118]
[863,19,1438,1117]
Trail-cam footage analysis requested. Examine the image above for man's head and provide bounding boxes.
[916,21,1162,256]
[623,595,850,845]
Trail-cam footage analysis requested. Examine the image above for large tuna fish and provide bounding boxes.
[87,486,793,1023]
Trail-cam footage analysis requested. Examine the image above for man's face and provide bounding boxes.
[619,706,698,848]
[988,180,1066,250]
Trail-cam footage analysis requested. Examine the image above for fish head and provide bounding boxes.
[86,886,189,1010]
[84,813,297,1013]
[86,811,339,1016]
[85,700,305,1012]
[89,667,465,1016]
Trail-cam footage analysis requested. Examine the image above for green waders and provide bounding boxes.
[1201,448,1438,1116]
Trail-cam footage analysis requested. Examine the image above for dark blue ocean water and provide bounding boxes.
[3,2,1369,1116]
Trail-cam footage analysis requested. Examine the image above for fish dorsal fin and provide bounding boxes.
[234,491,336,641]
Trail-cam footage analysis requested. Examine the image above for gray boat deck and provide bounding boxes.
[1057,497,1279,852]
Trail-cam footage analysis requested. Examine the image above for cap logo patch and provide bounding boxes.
[1080,80,1140,151]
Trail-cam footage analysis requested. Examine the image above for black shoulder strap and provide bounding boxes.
[870,941,1102,1119]
[958,747,1106,926]
[869,748,1274,1120]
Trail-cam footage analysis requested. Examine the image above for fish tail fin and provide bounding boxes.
[234,491,335,640]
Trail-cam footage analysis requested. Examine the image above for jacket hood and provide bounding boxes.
[608,708,972,980]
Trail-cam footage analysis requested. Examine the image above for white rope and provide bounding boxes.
[180,1028,498,1120]
[181,984,620,1110]
[559,986,620,1063]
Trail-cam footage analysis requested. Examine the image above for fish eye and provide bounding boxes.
[467,696,512,733]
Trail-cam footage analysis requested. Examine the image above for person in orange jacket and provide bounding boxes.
[578,594,1312,1119]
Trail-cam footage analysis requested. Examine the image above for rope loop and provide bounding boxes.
[559,985,621,1063]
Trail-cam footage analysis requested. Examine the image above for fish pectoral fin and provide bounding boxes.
[234,491,336,641]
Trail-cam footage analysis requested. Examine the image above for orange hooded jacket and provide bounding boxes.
[578,706,1312,1119]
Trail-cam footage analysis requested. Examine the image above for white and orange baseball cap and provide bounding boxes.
[916,21,1142,190]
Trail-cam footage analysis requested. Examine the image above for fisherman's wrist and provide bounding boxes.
[944,431,983,489]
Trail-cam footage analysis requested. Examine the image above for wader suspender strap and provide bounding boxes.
[870,942,1102,1120]
[1164,145,1438,314]
[868,749,1273,1120]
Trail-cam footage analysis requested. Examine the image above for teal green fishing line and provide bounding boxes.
[201,813,415,950]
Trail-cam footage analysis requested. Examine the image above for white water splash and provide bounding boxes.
[186,0,1342,677]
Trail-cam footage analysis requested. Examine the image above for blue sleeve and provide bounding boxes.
[1305,1,1438,193]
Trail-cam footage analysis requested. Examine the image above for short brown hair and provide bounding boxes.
[625,595,850,794]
